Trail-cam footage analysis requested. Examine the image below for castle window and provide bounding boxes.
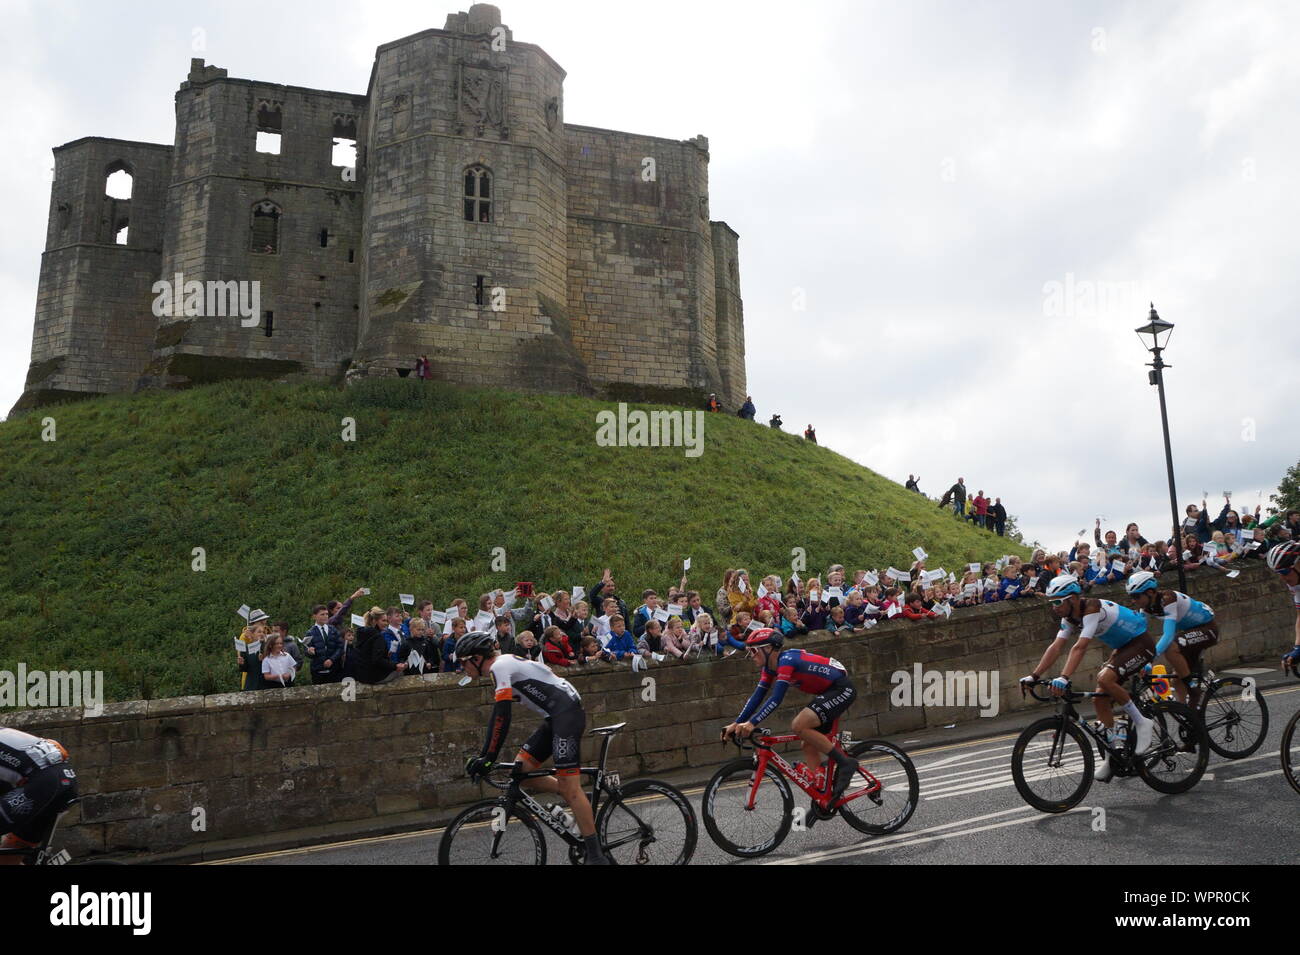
[463,165,492,223]
[114,220,129,245]
[251,201,281,254]
[256,100,283,155]
[332,114,357,168]
[105,161,133,200]
[263,311,274,337]
[475,274,485,305]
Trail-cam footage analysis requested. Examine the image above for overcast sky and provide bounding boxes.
[2,0,1296,551]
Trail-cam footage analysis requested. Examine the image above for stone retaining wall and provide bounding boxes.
[8,564,1292,855]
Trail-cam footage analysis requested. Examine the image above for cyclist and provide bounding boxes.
[1123,571,1217,707]
[1268,542,1300,672]
[721,629,861,803]
[0,727,78,865]
[1021,575,1157,782]
[455,631,610,865]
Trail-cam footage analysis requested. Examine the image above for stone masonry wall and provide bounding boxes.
[8,564,1290,857]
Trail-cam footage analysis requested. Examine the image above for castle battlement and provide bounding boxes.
[15,4,746,413]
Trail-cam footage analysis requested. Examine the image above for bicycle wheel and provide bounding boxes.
[1200,677,1268,759]
[597,779,698,865]
[1136,701,1208,794]
[1281,711,1300,796]
[701,757,793,858]
[438,800,547,866]
[1011,716,1093,813]
[839,740,919,835]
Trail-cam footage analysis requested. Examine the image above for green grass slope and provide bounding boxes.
[0,380,1027,701]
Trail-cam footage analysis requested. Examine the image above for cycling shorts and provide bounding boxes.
[807,678,856,735]
[519,704,585,775]
[1101,634,1156,681]
[1175,619,1220,669]
[0,764,79,843]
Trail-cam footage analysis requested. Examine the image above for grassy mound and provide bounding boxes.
[0,379,1026,702]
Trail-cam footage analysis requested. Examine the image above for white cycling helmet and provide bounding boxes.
[1125,570,1158,595]
[1267,541,1299,574]
[1044,574,1082,602]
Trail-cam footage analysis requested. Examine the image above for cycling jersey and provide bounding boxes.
[736,649,848,726]
[1057,600,1148,651]
[1151,591,1214,654]
[0,728,67,789]
[490,654,581,718]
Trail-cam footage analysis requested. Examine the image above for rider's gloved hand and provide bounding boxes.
[1050,676,1070,693]
[465,755,494,781]
[1284,647,1300,671]
[1019,674,1038,686]
[1143,663,1153,675]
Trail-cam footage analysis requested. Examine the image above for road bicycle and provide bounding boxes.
[1133,660,1268,760]
[1011,680,1208,813]
[700,723,918,857]
[438,721,697,865]
[0,806,124,866]
[1282,659,1300,795]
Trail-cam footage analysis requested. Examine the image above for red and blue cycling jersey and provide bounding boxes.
[736,649,848,725]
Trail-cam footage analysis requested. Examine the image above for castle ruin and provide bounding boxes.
[15,4,746,413]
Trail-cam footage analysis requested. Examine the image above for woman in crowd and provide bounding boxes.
[549,589,583,645]
[715,570,736,625]
[727,569,756,617]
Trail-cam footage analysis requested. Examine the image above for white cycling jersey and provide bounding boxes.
[490,654,581,719]
[0,728,67,788]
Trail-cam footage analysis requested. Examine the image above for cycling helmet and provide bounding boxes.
[1044,575,1082,602]
[1125,571,1159,595]
[743,628,783,650]
[1267,541,1300,573]
[454,630,498,661]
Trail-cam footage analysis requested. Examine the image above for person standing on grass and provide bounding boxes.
[948,477,967,518]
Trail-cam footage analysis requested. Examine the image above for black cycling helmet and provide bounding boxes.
[744,627,783,650]
[454,630,498,661]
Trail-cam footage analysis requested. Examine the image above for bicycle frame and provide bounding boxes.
[742,725,881,811]
[1022,680,1174,774]
[482,727,656,859]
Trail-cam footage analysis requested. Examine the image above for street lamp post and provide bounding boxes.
[1136,304,1188,593]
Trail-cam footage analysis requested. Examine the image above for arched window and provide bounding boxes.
[251,200,281,254]
[105,160,133,200]
[463,165,492,223]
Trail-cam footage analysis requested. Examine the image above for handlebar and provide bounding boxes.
[723,727,773,750]
[1021,678,1098,704]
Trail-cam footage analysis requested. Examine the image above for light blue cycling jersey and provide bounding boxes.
[1057,599,1149,651]
[1153,591,1214,654]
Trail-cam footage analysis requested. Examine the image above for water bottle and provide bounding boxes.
[1112,717,1130,752]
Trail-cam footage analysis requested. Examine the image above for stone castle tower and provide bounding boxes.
[15,4,746,413]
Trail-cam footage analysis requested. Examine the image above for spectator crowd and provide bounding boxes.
[231,488,1300,692]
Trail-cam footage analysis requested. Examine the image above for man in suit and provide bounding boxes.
[306,604,343,684]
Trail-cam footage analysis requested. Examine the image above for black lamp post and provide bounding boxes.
[1135,303,1188,593]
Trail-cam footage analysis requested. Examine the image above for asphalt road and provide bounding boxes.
[217,667,1300,866]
